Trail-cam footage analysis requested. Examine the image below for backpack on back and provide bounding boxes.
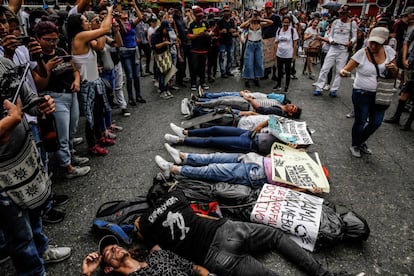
[92,197,150,244]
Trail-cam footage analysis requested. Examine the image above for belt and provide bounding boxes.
[248,40,261,43]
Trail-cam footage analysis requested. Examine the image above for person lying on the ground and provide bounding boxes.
[149,176,370,250]
[81,235,213,276]
[155,144,322,192]
[134,189,336,276]
[195,89,286,103]
[165,122,306,155]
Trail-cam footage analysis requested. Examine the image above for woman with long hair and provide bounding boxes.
[67,5,115,156]
[239,10,272,88]
[303,18,320,80]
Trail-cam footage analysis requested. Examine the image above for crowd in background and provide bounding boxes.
[0,0,414,274]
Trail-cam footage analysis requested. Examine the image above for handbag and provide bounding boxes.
[366,48,396,109]
[154,49,172,74]
[307,39,322,58]
[38,113,60,152]
[0,137,52,209]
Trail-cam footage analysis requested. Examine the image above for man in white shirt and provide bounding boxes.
[313,4,357,97]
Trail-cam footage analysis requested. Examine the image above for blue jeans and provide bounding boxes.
[219,42,233,75]
[204,220,330,276]
[180,152,266,188]
[0,196,48,276]
[352,89,386,147]
[120,49,141,101]
[185,126,256,152]
[48,92,79,167]
[200,92,240,101]
[242,41,264,80]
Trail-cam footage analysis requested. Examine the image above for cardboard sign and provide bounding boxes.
[268,115,313,146]
[270,143,330,193]
[262,38,275,69]
[250,184,323,251]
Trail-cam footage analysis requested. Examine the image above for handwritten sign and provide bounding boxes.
[270,143,330,193]
[262,38,275,69]
[250,184,323,251]
[268,115,313,146]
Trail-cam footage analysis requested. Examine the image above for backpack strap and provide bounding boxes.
[366,47,380,78]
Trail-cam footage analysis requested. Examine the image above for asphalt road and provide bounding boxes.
[1,57,413,276]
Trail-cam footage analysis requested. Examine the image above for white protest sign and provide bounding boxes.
[271,142,330,193]
[250,184,324,251]
[268,115,313,146]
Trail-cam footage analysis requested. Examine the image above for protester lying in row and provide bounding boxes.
[134,189,336,276]
[192,94,302,119]
[164,119,310,155]
[81,235,213,276]
[195,89,287,104]
[155,144,322,192]
[149,176,370,251]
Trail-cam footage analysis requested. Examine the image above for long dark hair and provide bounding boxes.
[67,14,84,42]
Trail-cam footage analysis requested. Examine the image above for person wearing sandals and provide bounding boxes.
[67,5,115,156]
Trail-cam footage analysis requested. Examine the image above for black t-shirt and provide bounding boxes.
[262,13,282,39]
[217,17,236,44]
[151,32,169,54]
[140,190,226,265]
[188,20,211,53]
[42,48,74,93]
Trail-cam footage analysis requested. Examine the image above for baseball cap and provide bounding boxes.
[223,5,230,11]
[368,27,389,45]
[98,235,119,255]
[279,5,288,11]
[264,2,273,8]
[193,7,203,16]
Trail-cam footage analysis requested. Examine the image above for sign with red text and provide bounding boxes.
[250,184,323,251]
[271,143,330,193]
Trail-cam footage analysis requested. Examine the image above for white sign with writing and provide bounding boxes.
[250,184,324,251]
[271,142,330,193]
[268,115,313,146]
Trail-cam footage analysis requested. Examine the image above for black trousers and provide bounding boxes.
[276,56,292,88]
[190,52,207,86]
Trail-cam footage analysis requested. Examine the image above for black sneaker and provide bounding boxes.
[51,194,69,207]
[201,83,209,90]
[42,208,65,224]
[121,109,131,117]
[226,72,234,77]
[221,73,228,78]
[128,100,137,106]
[136,97,146,103]
[245,80,251,88]
[253,80,260,87]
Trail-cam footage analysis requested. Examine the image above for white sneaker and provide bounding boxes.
[155,155,173,178]
[42,246,71,264]
[349,146,361,158]
[64,166,91,179]
[73,137,84,146]
[323,84,331,91]
[169,123,185,138]
[160,91,169,99]
[166,91,174,98]
[164,143,182,164]
[71,155,89,166]
[164,134,180,144]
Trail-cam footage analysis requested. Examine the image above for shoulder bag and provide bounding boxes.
[154,49,172,74]
[366,47,397,109]
[0,136,51,209]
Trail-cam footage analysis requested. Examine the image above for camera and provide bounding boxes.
[58,55,72,62]
[16,36,31,46]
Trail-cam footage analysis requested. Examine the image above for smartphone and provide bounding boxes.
[58,55,72,62]
[16,36,31,46]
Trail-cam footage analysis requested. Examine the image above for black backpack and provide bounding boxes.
[92,197,150,244]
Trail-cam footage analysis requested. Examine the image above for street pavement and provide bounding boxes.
[1,57,413,276]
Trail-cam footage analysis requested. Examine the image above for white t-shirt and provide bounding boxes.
[352,45,396,92]
[303,27,318,48]
[275,27,299,58]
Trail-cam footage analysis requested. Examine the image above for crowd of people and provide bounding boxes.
[0,0,413,274]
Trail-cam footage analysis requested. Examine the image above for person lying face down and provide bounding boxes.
[134,189,334,276]
[155,144,321,193]
[81,235,212,276]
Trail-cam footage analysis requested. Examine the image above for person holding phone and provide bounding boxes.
[0,56,72,276]
[239,10,273,88]
[34,19,91,179]
[67,5,115,156]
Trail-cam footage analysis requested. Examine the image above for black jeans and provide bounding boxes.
[208,45,219,78]
[85,93,104,147]
[190,51,207,86]
[204,220,331,276]
[139,43,151,73]
[276,57,292,88]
